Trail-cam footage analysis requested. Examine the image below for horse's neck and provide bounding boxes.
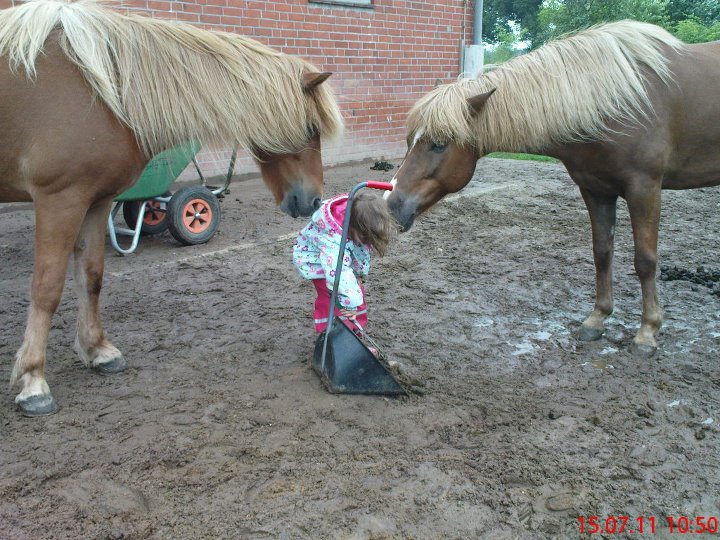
[478,77,548,156]
[486,138,538,155]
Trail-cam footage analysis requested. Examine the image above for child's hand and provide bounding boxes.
[340,309,357,320]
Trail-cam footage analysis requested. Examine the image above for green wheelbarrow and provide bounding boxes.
[107,142,237,255]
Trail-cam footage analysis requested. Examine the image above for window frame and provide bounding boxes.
[309,0,374,9]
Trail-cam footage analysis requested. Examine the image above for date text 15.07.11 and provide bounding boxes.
[578,515,719,534]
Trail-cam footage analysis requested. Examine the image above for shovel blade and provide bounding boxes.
[312,319,406,395]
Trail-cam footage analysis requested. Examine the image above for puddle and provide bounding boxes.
[512,341,535,356]
[474,317,494,328]
[593,359,614,369]
[580,359,615,370]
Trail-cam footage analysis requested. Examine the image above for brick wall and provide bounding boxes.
[1,0,474,178]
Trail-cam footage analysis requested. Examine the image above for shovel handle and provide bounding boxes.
[320,180,391,371]
[366,181,394,191]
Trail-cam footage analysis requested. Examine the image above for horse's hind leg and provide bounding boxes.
[11,192,88,416]
[626,181,663,356]
[73,198,126,373]
[578,189,618,341]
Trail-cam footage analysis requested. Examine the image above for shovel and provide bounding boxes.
[312,181,408,395]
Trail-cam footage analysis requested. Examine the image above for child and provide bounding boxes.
[293,191,395,334]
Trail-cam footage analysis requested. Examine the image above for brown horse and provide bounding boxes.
[386,21,720,357]
[0,0,342,416]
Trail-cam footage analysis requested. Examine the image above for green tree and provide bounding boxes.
[665,0,720,43]
[666,0,720,25]
[673,17,720,43]
[537,0,669,42]
[482,0,544,46]
[484,25,523,64]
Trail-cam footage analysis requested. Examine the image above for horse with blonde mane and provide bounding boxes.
[0,0,342,416]
[386,21,720,357]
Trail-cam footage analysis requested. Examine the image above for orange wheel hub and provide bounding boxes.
[182,198,213,233]
[144,201,166,226]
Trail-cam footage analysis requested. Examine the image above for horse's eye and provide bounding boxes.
[430,142,447,153]
[307,124,319,137]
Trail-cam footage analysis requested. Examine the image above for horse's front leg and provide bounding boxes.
[73,199,126,373]
[626,180,663,356]
[578,188,618,341]
[11,193,88,416]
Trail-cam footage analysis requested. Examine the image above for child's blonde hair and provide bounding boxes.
[348,192,397,256]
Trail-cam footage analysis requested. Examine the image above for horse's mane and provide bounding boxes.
[0,0,343,157]
[408,20,683,154]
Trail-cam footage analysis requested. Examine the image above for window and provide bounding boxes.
[309,0,373,8]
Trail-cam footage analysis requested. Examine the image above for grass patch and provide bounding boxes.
[486,152,559,163]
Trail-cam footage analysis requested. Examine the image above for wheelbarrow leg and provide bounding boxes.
[74,198,126,373]
[107,201,146,255]
[193,156,206,184]
[221,147,238,193]
[197,146,237,198]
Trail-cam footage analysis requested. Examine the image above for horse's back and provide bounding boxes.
[0,36,145,204]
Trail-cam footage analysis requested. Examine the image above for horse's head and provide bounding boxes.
[254,71,339,218]
[386,89,496,231]
[254,129,324,218]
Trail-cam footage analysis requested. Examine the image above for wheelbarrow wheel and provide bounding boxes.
[122,193,170,235]
[167,185,220,245]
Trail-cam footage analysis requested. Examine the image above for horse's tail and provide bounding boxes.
[0,0,128,125]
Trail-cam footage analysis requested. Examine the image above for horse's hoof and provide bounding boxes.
[93,355,128,374]
[16,394,59,417]
[630,343,657,358]
[578,326,605,341]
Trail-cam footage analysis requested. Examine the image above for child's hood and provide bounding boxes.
[313,194,348,237]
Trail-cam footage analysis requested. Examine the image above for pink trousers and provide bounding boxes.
[312,279,368,333]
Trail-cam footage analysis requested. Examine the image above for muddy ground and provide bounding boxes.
[1,158,719,539]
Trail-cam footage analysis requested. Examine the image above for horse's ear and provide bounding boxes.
[467,89,496,115]
[303,72,332,91]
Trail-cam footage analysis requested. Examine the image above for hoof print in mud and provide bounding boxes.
[17,394,59,417]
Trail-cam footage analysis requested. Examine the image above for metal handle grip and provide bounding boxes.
[366,181,394,190]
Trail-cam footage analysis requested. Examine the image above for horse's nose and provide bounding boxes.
[387,192,417,232]
[289,195,300,218]
[281,184,321,218]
